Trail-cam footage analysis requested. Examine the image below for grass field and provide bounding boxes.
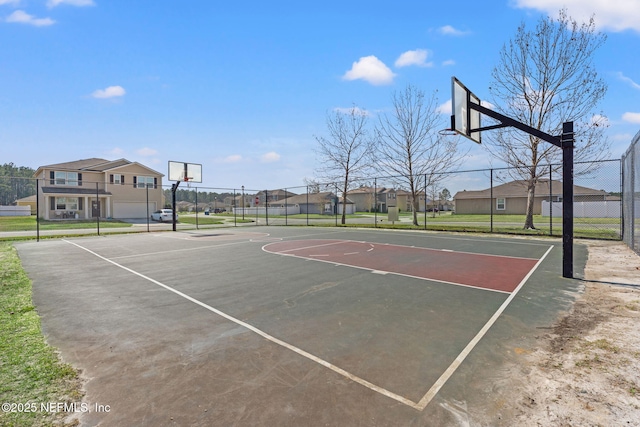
[0,212,621,240]
[0,216,132,232]
[0,243,83,427]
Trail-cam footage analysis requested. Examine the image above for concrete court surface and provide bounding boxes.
[15,227,586,426]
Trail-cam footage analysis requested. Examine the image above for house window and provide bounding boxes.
[136,176,156,189]
[111,174,124,184]
[496,198,506,210]
[52,171,80,186]
[55,197,79,210]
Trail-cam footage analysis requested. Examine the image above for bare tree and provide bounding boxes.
[314,106,375,224]
[376,85,467,226]
[487,9,609,229]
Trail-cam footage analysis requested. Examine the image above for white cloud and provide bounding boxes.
[47,0,95,7]
[442,59,456,66]
[5,10,55,26]
[513,0,640,33]
[107,147,124,156]
[0,0,21,6]
[395,49,433,68]
[438,25,469,36]
[622,112,640,124]
[616,72,640,90]
[342,55,395,86]
[91,85,125,99]
[136,147,158,157]
[223,154,243,163]
[260,152,281,163]
[437,100,452,115]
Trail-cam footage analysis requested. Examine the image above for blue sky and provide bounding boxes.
[1,0,639,191]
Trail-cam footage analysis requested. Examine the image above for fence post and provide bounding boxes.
[549,167,553,235]
[423,174,427,230]
[96,181,100,236]
[374,178,377,227]
[335,183,338,226]
[306,186,309,226]
[265,189,269,226]
[490,169,494,233]
[36,178,40,242]
[195,188,199,229]
[146,185,150,233]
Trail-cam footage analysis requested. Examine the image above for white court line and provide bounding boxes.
[413,244,555,410]
[263,244,511,295]
[63,238,554,412]
[275,240,346,254]
[110,239,254,260]
[62,239,419,409]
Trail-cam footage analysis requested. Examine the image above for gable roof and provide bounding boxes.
[453,179,609,200]
[278,192,353,205]
[35,158,163,176]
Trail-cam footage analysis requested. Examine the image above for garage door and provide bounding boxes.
[113,202,156,219]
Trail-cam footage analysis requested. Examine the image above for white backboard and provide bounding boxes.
[452,77,482,144]
[168,161,202,183]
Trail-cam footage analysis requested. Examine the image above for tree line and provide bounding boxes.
[0,163,36,205]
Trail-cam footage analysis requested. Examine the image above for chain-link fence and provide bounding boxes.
[0,159,624,241]
[623,132,640,254]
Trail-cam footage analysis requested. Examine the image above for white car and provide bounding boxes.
[151,209,176,222]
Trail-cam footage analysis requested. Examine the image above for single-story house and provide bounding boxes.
[16,195,37,214]
[255,189,297,205]
[33,158,164,219]
[272,191,355,215]
[453,179,616,215]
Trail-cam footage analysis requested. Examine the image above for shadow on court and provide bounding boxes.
[16,227,586,426]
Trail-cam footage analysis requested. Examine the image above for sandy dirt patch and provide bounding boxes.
[502,240,640,426]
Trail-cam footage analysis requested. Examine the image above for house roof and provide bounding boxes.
[453,179,609,200]
[35,158,163,176]
[278,191,353,205]
[41,187,113,196]
[256,189,297,197]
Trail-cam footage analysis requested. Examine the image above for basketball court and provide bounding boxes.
[16,227,585,425]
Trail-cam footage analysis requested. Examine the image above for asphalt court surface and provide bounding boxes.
[16,227,579,426]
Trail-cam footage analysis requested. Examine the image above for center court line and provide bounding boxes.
[62,239,420,410]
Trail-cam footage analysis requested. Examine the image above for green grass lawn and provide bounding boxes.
[0,243,83,426]
[177,216,225,225]
[0,216,133,232]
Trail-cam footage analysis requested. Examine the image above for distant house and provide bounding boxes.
[347,186,437,213]
[15,195,37,214]
[272,191,355,215]
[255,189,297,205]
[453,179,616,215]
[33,158,164,219]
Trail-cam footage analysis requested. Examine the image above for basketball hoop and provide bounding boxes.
[438,128,458,137]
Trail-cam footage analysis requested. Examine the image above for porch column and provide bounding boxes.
[44,196,49,220]
[85,196,90,219]
[105,197,111,218]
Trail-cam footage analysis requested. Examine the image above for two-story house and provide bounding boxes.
[34,158,164,220]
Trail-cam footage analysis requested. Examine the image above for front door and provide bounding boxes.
[92,200,101,218]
